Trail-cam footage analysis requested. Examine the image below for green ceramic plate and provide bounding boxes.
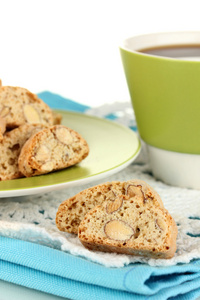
[0,110,141,197]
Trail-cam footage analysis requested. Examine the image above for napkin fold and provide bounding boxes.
[0,91,200,300]
[0,236,200,300]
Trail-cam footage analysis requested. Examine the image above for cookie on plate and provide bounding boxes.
[0,86,54,129]
[0,116,6,140]
[18,125,89,177]
[0,124,47,180]
[56,179,164,234]
[78,194,178,259]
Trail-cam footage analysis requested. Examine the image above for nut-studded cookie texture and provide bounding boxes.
[56,179,164,235]
[0,116,6,140]
[0,86,54,129]
[18,125,89,177]
[0,124,48,180]
[78,195,178,259]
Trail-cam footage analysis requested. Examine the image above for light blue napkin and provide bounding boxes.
[0,91,200,300]
[0,236,200,300]
[38,91,90,112]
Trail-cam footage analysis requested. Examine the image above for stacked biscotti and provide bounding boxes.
[0,84,89,180]
[56,179,178,259]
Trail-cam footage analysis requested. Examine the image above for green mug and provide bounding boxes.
[120,32,200,189]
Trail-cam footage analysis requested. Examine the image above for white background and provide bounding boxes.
[1,0,200,107]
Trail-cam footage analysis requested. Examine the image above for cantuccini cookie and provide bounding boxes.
[78,195,178,259]
[0,86,54,129]
[18,125,89,177]
[56,180,164,234]
[0,124,47,180]
[0,116,6,140]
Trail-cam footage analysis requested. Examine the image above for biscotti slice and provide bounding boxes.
[0,116,6,140]
[78,195,178,259]
[56,179,164,235]
[0,124,47,180]
[18,125,89,177]
[0,86,54,129]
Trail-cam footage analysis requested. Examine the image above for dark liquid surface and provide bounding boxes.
[139,44,200,58]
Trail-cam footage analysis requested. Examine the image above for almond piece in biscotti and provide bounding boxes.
[104,220,134,241]
[126,184,145,199]
[124,180,164,207]
[55,127,73,145]
[156,218,168,232]
[18,125,89,177]
[106,196,124,214]
[78,193,178,259]
[23,104,41,124]
[0,106,10,118]
[35,145,51,162]
[40,160,55,172]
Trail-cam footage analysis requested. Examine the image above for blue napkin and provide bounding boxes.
[0,236,200,300]
[0,91,200,300]
[37,91,90,112]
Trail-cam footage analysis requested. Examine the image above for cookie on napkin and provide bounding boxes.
[78,194,178,259]
[56,179,164,234]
